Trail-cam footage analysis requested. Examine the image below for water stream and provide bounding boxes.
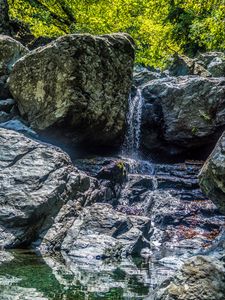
[122,88,144,158]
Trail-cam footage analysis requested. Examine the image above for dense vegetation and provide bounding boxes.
[8,0,225,67]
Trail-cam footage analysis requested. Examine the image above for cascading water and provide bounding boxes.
[122,88,144,158]
[122,87,154,175]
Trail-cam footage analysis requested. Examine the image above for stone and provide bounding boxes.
[0,98,15,113]
[153,255,225,300]
[141,76,225,153]
[207,56,225,77]
[0,250,13,265]
[97,160,127,185]
[0,75,11,98]
[168,53,211,77]
[0,35,28,76]
[0,119,38,138]
[9,33,135,147]
[0,111,10,123]
[56,203,151,260]
[133,67,166,87]
[199,131,225,214]
[0,128,96,248]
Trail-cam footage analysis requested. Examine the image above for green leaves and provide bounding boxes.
[8,0,225,67]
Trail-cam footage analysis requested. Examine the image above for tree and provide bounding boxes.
[0,0,11,35]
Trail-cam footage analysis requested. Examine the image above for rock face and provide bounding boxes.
[59,203,151,260]
[168,54,211,77]
[199,131,225,214]
[141,76,225,154]
[0,128,97,248]
[153,256,225,300]
[9,33,135,147]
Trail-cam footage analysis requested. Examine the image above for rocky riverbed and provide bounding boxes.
[0,31,225,299]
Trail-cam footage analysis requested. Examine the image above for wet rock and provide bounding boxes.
[97,160,127,185]
[0,128,96,248]
[0,98,15,113]
[0,119,38,138]
[153,255,225,300]
[59,203,151,260]
[0,75,10,99]
[133,66,166,87]
[141,76,225,153]
[43,254,150,298]
[0,111,10,123]
[9,33,135,147]
[0,250,13,265]
[199,131,225,214]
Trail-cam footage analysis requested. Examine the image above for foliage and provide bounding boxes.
[8,0,225,68]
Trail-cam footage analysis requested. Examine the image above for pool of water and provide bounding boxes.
[0,250,154,300]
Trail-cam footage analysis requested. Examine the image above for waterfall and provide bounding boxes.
[122,88,144,158]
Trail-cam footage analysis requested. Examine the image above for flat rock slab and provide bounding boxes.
[59,203,151,261]
[153,255,225,300]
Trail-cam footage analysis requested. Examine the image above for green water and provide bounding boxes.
[0,250,151,300]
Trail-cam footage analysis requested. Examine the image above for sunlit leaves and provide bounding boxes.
[7,0,225,67]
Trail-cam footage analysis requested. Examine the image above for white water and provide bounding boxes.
[122,88,144,158]
[121,87,154,175]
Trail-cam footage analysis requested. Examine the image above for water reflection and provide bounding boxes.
[0,250,152,300]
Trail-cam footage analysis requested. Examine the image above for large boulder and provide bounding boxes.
[141,76,225,154]
[153,255,225,300]
[199,131,225,214]
[0,128,98,248]
[42,203,151,260]
[9,33,135,147]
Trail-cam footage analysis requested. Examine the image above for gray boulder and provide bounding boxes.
[198,52,225,77]
[168,54,211,77]
[0,35,28,100]
[0,35,28,75]
[199,131,225,214]
[153,255,225,300]
[0,128,97,248]
[57,203,151,260]
[9,33,135,147]
[141,76,225,153]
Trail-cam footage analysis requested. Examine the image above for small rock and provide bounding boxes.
[153,256,225,300]
[0,119,38,138]
[0,98,15,113]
